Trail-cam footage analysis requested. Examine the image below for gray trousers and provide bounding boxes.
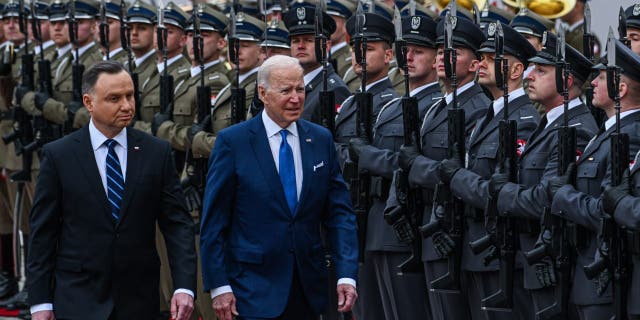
[575,304,613,320]
[464,270,533,320]
[352,251,385,320]
[424,259,471,320]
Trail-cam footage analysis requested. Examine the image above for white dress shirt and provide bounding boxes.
[545,98,583,128]
[31,120,193,315]
[210,111,356,299]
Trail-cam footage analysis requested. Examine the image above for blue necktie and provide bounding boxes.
[105,139,125,221]
[279,130,297,214]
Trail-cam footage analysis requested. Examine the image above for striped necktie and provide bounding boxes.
[105,139,125,221]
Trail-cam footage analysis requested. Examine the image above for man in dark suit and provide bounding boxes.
[26,61,197,320]
[200,55,358,320]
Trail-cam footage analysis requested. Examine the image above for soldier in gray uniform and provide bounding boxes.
[437,23,540,320]
[125,0,157,132]
[625,3,640,55]
[601,51,640,320]
[550,40,640,320]
[396,14,490,320]
[98,0,128,64]
[494,32,598,319]
[326,0,354,79]
[349,12,445,320]
[334,10,397,320]
[283,4,350,126]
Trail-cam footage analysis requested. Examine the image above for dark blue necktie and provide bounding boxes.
[105,139,124,221]
[279,130,297,214]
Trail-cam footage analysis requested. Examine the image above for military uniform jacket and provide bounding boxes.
[551,111,640,306]
[330,43,351,79]
[129,50,158,133]
[497,102,597,290]
[156,61,229,152]
[389,67,405,97]
[189,70,257,158]
[407,82,490,262]
[334,78,398,167]
[449,94,540,272]
[613,145,640,315]
[342,66,360,93]
[301,65,351,126]
[107,47,129,65]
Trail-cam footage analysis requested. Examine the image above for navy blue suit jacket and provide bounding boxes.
[200,114,358,318]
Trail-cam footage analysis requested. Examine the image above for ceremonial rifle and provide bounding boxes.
[384,7,423,275]
[314,0,336,136]
[99,0,110,59]
[66,0,85,133]
[583,29,630,320]
[583,2,605,127]
[619,7,631,48]
[228,5,246,124]
[120,0,141,121]
[157,3,174,120]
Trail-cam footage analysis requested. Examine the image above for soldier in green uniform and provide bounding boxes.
[125,0,157,132]
[326,0,354,79]
[260,18,290,59]
[142,1,190,136]
[189,11,265,158]
[98,0,128,63]
[154,5,229,162]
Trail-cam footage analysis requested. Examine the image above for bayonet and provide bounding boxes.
[100,0,110,59]
[583,2,591,36]
[450,0,457,20]
[367,0,374,13]
[619,6,630,48]
[473,2,481,26]
[409,0,415,16]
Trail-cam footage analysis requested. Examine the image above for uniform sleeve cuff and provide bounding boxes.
[174,288,195,298]
[337,278,356,288]
[210,285,233,299]
[30,303,53,314]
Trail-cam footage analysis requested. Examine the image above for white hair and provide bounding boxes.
[257,55,303,90]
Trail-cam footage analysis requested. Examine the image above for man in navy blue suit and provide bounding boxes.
[200,55,359,320]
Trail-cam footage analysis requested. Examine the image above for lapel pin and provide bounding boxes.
[134,146,140,151]
[313,161,324,172]
[306,138,312,143]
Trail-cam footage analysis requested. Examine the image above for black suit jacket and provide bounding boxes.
[27,126,196,319]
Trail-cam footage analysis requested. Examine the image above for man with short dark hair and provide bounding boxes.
[27,60,197,320]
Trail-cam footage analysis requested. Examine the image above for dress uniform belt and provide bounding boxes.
[628,230,640,255]
[369,176,391,200]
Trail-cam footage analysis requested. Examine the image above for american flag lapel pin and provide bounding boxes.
[134,146,140,151]
[306,138,311,143]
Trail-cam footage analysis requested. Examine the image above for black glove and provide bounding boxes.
[546,162,576,201]
[384,206,415,244]
[488,160,511,197]
[594,268,611,296]
[399,143,420,171]
[534,258,557,288]
[14,86,30,106]
[438,158,461,185]
[182,183,202,212]
[34,92,50,111]
[67,100,83,114]
[188,116,211,145]
[151,112,171,136]
[432,231,456,258]
[602,170,630,214]
[348,137,370,162]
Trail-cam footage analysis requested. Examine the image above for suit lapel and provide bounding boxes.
[73,126,113,225]
[116,129,143,226]
[296,121,314,216]
[248,117,290,216]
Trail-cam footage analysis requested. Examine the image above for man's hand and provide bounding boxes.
[534,258,557,288]
[603,169,630,214]
[488,160,510,197]
[399,143,420,171]
[152,112,171,136]
[438,158,461,185]
[170,292,194,320]
[348,137,370,162]
[432,231,456,258]
[546,162,576,200]
[31,310,55,320]
[336,283,357,313]
[14,86,30,106]
[212,292,238,320]
[188,116,211,145]
[34,92,50,111]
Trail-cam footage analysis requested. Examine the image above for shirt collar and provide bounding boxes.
[567,19,584,32]
[34,40,55,55]
[409,81,439,98]
[444,81,475,105]
[135,49,155,68]
[191,58,223,78]
[303,66,323,86]
[545,97,582,127]
[89,119,128,151]
[239,67,260,84]
[261,110,299,138]
[104,47,124,60]
[605,109,640,131]
[157,54,183,74]
[72,42,96,61]
[0,41,11,49]
[492,87,526,116]
[330,41,348,55]
[57,43,72,59]
[364,76,389,92]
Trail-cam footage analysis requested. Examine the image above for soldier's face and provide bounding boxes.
[526,63,561,107]
[2,17,25,44]
[628,28,640,56]
[163,24,186,57]
[524,34,543,51]
[76,18,96,46]
[129,23,154,53]
[591,70,613,110]
[477,52,497,88]
[261,46,291,60]
[106,18,121,48]
[259,66,305,128]
[186,30,226,63]
[435,45,479,82]
[330,15,346,44]
[28,19,50,42]
[50,20,69,47]
[237,40,262,73]
[406,44,436,84]
[84,70,135,137]
[350,41,392,81]
[290,34,320,70]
